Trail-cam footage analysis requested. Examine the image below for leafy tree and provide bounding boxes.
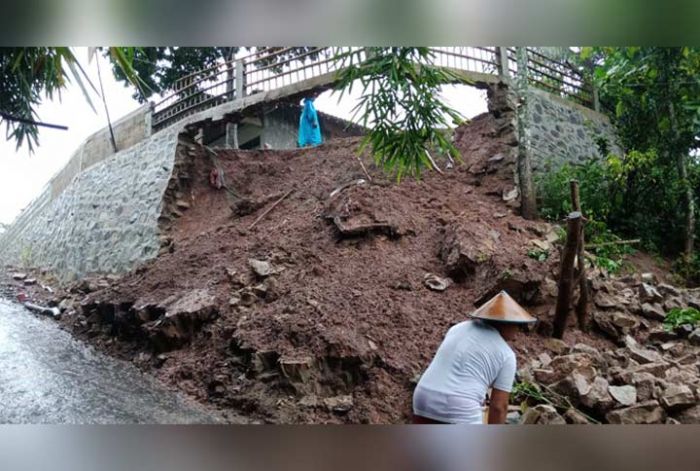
[334,47,466,179]
[0,47,141,151]
[583,47,700,260]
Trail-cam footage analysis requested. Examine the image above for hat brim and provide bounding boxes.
[470,313,538,324]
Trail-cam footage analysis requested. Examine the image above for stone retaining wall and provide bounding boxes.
[0,127,179,282]
[526,87,622,172]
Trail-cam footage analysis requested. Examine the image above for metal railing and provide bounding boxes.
[151,46,594,132]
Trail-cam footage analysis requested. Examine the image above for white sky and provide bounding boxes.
[0,48,487,226]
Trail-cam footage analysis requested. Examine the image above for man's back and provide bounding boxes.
[413,320,516,424]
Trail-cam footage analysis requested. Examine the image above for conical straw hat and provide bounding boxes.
[470,291,537,324]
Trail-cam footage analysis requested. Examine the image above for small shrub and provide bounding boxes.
[663,307,700,332]
[527,248,549,262]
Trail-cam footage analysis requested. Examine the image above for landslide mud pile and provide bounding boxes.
[9,113,699,424]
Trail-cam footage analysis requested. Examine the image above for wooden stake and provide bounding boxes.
[570,180,589,331]
[248,189,294,230]
[552,211,582,339]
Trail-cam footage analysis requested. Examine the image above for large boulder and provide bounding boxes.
[143,289,218,351]
[440,222,496,280]
[605,400,667,424]
[520,404,566,424]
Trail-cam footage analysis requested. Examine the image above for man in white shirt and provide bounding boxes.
[412,291,537,424]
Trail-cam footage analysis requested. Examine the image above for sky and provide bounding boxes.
[0,48,487,226]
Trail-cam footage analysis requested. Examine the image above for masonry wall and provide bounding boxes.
[0,127,179,281]
[526,87,622,172]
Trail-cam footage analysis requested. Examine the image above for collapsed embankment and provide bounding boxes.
[4,113,700,424]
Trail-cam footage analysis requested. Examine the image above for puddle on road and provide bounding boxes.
[0,298,223,424]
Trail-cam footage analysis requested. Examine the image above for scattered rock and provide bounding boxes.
[608,385,637,407]
[23,278,37,286]
[605,400,666,424]
[564,408,591,424]
[640,303,666,322]
[639,283,663,303]
[657,283,681,297]
[688,328,700,346]
[548,353,594,380]
[58,298,74,313]
[640,273,656,284]
[593,311,640,341]
[506,410,522,424]
[624,336,663,364]
[520,404,566,424]
[580,376,614,412]
[647,327,678,343]
[298,395,319,408]
[672,404,700,424]
[279,356,315,384]
[659,384,697,411]
[630,373,656,402]
[423,273,453,292]
[11,273,27,280]
[323,395,353,414]
[594,291,620,309]
[248,258,275,277]
[543,338,570,356]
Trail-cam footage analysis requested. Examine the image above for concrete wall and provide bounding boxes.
[526,87,622,172]
[0,126,179,281]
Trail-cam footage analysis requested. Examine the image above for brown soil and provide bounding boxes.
[1,113,622,423]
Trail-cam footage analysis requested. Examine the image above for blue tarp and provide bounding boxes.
[298,98,322,147]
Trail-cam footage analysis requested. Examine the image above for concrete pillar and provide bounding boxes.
[235,60,245,99]
[515,47,538,220]
[593,86,600,112]
[497,46,510,79]
[225,122,239,149]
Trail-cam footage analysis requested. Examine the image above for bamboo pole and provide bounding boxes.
[552,211,582,339]
[570,180,589,331]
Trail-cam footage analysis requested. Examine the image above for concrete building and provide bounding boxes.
[205,102,365,149]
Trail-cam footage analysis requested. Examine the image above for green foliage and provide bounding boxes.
[663,307,700,332]
[511,380,548,406]
[583,47,700,278]
[1,47,141,151]
[334,47,466,179]
[536,158,640,274]
[527,248,549,262]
